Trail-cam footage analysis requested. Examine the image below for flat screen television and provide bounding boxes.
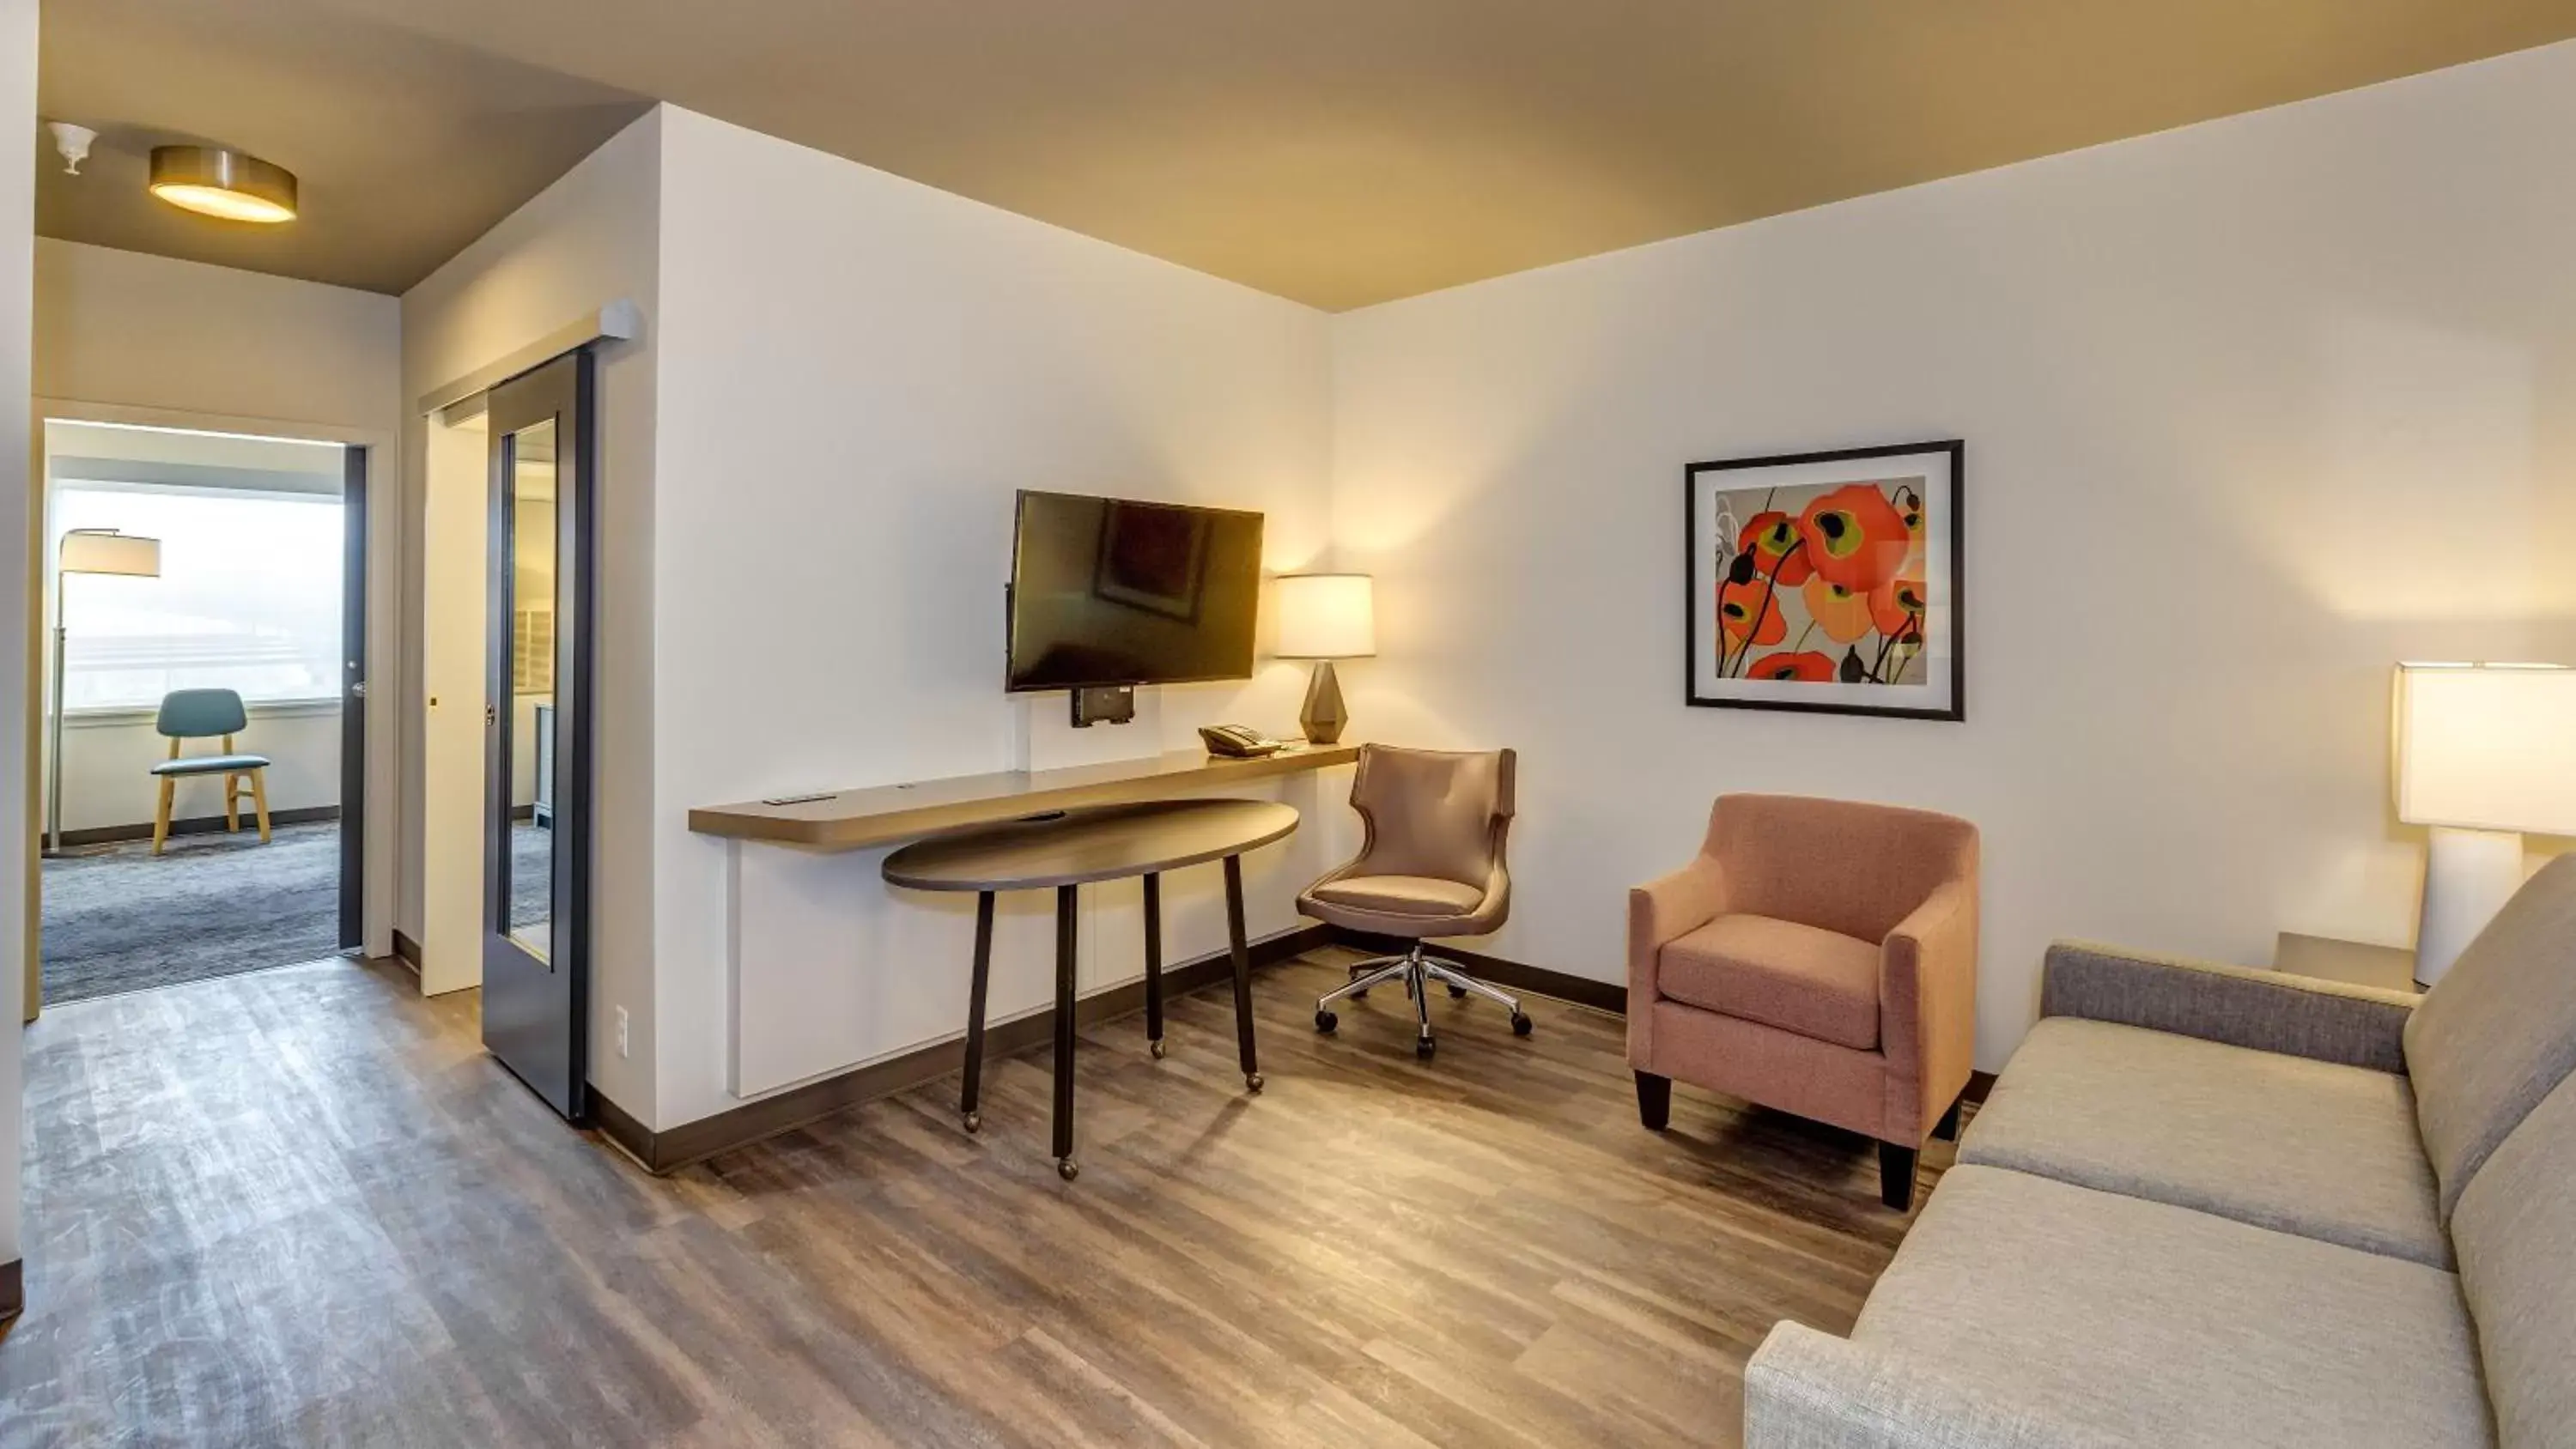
[1005,490,1265,692]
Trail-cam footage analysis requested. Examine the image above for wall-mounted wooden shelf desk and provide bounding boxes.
[687,744,1360,852]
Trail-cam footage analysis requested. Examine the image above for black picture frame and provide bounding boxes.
[1683,440,1965,721]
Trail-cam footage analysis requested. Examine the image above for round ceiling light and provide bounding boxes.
[148,145,296,224]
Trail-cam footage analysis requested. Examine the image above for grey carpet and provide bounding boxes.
[42,820,556,1005]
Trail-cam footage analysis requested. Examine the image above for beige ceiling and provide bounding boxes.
[38,1,2576,308]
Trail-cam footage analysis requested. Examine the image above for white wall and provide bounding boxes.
[34,239,398,431]
[398,110,659,1078]
[0,0,33,1286]
[649,108,1339,1127]
[58,704,337,834]
[1327,42,2576,1070]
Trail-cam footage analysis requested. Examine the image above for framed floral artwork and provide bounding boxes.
[1685,440,1963,720]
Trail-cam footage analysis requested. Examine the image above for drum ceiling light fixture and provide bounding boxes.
[148,144,296,223]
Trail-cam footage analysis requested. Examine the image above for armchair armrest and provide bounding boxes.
[2040,940,2415,1073]
[1747,1323,2131,1449]
[1882,881,1979,1138]
[1626,855,1726,1067]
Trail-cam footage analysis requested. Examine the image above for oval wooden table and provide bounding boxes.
[883,797,1300,1180]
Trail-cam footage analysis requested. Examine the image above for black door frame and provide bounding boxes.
[338,444,368,952]
[480,350,595,1122]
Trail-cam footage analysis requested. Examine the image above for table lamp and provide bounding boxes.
[1273,573,1375,745]
[48,528,161,854]
[2392,661,2576,985]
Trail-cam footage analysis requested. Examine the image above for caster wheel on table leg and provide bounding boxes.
[1511,1012,1534,1037]
[1149,1038,1166,1060]
[1245,1072,1264,1093]
[1447,983,1468,999]
[962,1111,981,1134]
[1416,1035,1437,1060]
[1315,1009,1338,1034]
[1056,1158,1079,1181]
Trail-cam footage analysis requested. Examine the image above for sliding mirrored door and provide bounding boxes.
[482,351,592,1120]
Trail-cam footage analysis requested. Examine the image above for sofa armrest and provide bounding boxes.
[2039,940,2415,1073]
[1747,1323,2131,1449]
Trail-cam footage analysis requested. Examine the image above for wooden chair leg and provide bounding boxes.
[1932,1093,1965,1143]
[249,767,272,843]
[225,774,240,833]
[152,778,175,855]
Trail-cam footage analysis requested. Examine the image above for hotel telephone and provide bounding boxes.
[1199,724,1285,758]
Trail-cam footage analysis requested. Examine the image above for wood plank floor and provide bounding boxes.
[0,949,1959,1448]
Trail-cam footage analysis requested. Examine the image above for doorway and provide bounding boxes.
[33,419,368,1005]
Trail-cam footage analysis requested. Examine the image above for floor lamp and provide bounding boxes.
[2393,661,2576,985]
[47,528,161,856]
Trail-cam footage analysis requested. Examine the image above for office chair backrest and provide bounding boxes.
[156,688,249,740]
[1346,744,1516,889]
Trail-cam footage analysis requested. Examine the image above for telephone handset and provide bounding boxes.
[1199,724,1285,758]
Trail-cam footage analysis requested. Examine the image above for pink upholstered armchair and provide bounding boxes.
[1628,794,1979,1210]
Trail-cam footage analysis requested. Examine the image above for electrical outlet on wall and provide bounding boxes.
[615,1006,630,1058]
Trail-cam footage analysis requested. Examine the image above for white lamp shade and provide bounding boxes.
[2394,663,2576,834]
[58,530,161,578]
[1273,573,1375,659]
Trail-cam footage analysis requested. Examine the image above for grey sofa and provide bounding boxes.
[1746,855,2576,1449]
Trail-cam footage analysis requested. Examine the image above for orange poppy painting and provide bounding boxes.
[1686,441,1962,720]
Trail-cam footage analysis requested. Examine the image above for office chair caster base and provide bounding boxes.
[1447,982,1468,999]
[1149,1038,1166,1059]
[1511,1012,1533,1037]
[1415,1035,1437,1060]
[1056,1157,1079,1181]
[962,1111,981,1134]
[1244,1072,1263,1092]
[1315,1009,1338,1033]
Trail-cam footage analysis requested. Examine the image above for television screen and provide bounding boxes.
[1005,490,1265,692]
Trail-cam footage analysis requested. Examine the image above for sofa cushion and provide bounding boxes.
[1854,1166,2492,1448]
[1306,874,1485,918]
[2404,852,2576,1220]
[2451,1071,2576,1449]
[1960,1017,2447,1267]
[1659,913,1880,1051]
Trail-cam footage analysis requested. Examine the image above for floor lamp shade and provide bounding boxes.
[48,529,163,854]
[60,529,161,579]
[2393,663,2576,985]
[1274,573,1375,745]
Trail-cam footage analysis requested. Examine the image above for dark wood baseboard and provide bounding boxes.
[392,929,422,969]
[56,804,339,849]
[1332,929,1628,1013]
[0,1258,21,1321]
[1965,1069,1996,1104]
[589,922,1336,1174]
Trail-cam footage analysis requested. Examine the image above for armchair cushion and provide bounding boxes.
[1661,914,1880,1051]
[1307,874,1485,918]
[1959,1017,2448,1267]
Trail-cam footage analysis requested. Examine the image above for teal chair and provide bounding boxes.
[151,688,270,855]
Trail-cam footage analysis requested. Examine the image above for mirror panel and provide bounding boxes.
[505,418,557,961]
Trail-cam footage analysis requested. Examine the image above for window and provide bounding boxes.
[52,482,344,712]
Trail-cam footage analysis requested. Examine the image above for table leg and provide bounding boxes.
[1053,882,1080,1180]
[959,891,993,1133]
[1142,871,1166,1059]
[1223,855,1263,1092]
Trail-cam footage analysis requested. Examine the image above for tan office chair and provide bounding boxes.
[1300,744,1529,1058]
